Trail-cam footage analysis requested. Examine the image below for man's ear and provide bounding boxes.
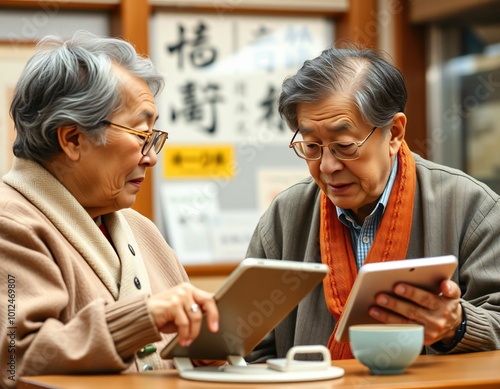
[57,125,82,161]
[388,112,407,157]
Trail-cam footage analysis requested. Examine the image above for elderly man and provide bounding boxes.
[245,46,500,362]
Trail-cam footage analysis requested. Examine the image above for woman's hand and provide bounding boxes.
[369,279,462,346]
[147,283,219,347]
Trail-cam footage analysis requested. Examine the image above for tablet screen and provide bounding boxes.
[334,255,458,342]
[160,258,329,360]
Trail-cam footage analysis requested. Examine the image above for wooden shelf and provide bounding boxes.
[185,263,238,277]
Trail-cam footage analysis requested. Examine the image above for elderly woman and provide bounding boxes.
[0,31,218,387]
[245,46,500,362]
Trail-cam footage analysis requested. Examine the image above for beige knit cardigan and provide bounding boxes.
[0,158,188,388]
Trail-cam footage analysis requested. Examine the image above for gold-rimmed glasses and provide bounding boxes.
[101,120,168,155]
[289,126,378,161]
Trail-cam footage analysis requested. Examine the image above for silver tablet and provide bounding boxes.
[160,258,329,360]
[334,255,458,343]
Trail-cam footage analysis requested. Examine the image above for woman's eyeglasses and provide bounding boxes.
[101,120,168,156]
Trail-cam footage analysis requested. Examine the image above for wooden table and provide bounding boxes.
[19,350,500,389]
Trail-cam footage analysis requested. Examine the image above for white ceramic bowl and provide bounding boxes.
[349,324,424,375]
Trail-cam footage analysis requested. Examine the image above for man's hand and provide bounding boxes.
[369,279,462,346]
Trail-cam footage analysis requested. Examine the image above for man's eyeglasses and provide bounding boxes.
[289,126,378,161]
[101,120,168,156]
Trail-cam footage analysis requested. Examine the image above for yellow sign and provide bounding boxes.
[163,144,235,179]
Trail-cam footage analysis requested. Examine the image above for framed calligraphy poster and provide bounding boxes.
[151,13,333,264]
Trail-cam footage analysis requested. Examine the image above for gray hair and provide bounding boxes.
[279,45,407,131]
[10,30,165,164]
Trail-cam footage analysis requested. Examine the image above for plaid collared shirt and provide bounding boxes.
[337,158,399,269]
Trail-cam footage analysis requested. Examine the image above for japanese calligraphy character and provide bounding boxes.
[171,81,224,134]
[258,84,284,132]
[167,22,217,69]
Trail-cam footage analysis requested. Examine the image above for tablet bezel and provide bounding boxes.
[334,255,458,343]
[160,258,329,360]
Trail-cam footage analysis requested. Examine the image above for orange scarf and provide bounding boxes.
[320,141,416,360]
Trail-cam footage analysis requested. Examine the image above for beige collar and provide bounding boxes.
[3,158,151,300]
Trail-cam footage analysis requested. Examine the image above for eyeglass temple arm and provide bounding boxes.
[289,128,300,147]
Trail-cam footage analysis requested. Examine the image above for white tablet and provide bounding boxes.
[334,255,458,343]
[160,258,329,360]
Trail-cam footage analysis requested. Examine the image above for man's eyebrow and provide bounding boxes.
[298,122,352,134]
[326,122,352,132]
[297,125,312,134]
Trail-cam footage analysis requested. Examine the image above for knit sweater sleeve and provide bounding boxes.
[105,294,161,358]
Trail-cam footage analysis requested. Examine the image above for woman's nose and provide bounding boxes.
[141,147,158,167]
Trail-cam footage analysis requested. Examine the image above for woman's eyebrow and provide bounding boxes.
[138,111,160,127]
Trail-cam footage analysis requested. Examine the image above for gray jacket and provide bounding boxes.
[245,153,500,362]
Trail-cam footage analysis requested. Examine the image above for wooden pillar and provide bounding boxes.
[392,0,427,158]
[336,0,378,48]
[111,0,154,220]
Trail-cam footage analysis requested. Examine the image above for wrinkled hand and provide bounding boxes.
[147,283,219,347]
[369,279,462,346]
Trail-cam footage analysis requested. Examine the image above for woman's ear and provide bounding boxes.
[388,112,407,157]
[57,125,82,161]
